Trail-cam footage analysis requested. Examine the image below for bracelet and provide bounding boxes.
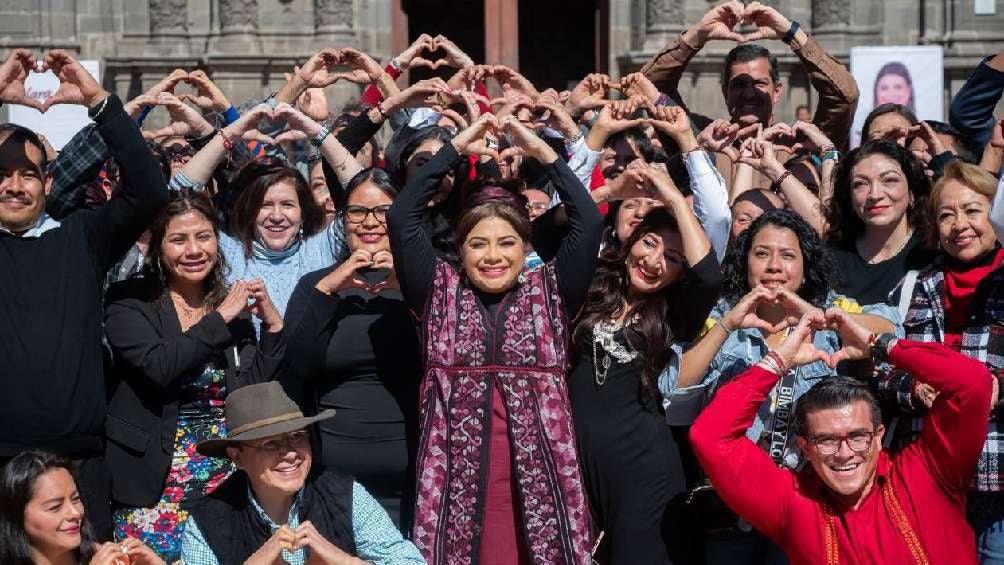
[90,96,110,120]
[265,90,280,110]
[390,58,404,73]
[869,333,898,366]
[821,145,840,161]
[311,125,331,147]
[217,129,235,153]
[770,170,792,194]
[782,21,800,45]
[718,318,735,334]
[766,350,788,373]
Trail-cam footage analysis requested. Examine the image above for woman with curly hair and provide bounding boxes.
[661,209,899,564]
[826,140,935,305]
[568,164,721,564]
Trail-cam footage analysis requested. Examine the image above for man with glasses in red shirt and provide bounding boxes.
[691,309,992,565]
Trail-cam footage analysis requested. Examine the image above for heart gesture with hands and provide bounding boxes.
[566,73,617,116]
[636,163,685,206]
[451,114,502,160]
[315,249,397,295]
[789,121,834,154]
[721,286,787,335]
[146,92,216,139]
[273,102,324,138]
[649,105,701,152]
[737,137,786,180]
[177,70,232,113]
[295,520,362,565]
[503,115,559,164]
[491,65,540,99]
[395,33,436,70]
[595,160,651,203]
[144,68,189,99]
[244,525,297,565]
[412,35,475,71]
[823,308,876,367]
[773,310,834,369]
[245,278,284,332]
[42,49,109,111]
[221,103,278,146]
[697,119,760,161]
[693,1,795,45]
[773,287,824,329]
[383,77,453,114]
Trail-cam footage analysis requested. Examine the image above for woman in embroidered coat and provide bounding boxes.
[387,115,603,565]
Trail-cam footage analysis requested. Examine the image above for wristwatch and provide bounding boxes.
[869,333,898,366]
[310,125,332,147]
[782,21,800,45]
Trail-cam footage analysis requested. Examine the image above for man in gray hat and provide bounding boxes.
[179,382,425,565]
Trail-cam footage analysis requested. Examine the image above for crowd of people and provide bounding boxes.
[1,1,1004,563]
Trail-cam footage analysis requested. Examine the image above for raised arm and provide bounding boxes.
[827,310,993,498]
[690,312,829,542]
[44,49,171,273]
[504,117,603,314]
[640,1,746,111]
[949,52,1004,160]
[993,163,1004,244]
[387,117,490,312]
[170,104,273,189]
[738,136,825,235]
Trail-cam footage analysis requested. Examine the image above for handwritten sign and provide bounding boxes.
[7,60,101,150]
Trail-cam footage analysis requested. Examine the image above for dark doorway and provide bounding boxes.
[401,0,485,82]
[518,0,603,91]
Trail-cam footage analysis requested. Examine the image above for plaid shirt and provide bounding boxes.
[45,124,108,220]
[877,254,1004,491]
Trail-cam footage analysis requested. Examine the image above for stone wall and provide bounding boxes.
[0,0,1001,128]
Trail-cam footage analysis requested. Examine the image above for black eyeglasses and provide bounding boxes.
[811,430,876,456]
[345,205,391,224]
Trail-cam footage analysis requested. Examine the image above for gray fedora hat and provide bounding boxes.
[196,382,335,459]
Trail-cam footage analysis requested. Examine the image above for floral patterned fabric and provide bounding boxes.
[114,366,233,562]
[412,260,593,564]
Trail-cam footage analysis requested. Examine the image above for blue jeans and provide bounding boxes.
[705,528,788,565]
[970,493,1004,565]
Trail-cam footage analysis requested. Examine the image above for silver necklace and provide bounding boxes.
[591,315,639,387]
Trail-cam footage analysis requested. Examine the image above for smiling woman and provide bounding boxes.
[102,189,285,561]
[826,140,935,305]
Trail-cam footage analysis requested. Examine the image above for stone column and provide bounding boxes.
[314,0,355,47]
[485,0,519,70]
[212,0,261,53]
[642,0,687,52]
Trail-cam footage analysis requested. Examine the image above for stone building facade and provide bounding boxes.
[1,0,1002,124]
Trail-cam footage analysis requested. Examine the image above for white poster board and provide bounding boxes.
[6,60,101,150]
[850,46,943,148]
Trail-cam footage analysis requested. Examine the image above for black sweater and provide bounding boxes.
[0,95,168,456]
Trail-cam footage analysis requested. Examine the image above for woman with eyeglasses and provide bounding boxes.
[169,103,365,317]
[284,168,420,533]
[102,189,284,561]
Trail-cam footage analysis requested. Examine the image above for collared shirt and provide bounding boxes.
[180,480,425,565]
[0,212,61,238]
[689,340,989,565]
[660,291,902,468]
[45,124,107,220]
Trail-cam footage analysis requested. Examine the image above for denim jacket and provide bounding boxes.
[659,291,902,469]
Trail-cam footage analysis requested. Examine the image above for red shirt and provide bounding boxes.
[691,340,992,565]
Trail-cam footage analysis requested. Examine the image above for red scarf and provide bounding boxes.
[943,246,1004,350]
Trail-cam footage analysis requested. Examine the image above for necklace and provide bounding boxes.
[858,229,914,265]
[591,314,639,387]
[170,292,207,320]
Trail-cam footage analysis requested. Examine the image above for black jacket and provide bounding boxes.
[103,278,284,507]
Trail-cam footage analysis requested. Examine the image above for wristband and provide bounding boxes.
[265,90,280,110]
[822,148,840,162]
[137,105,153,125]
[221,105,240,125]
[782,21,800,45]
[218,129,235,153]
[718,318,735,333]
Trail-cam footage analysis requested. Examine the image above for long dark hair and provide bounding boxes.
[722,209,836,307]
[826,139,931,247]
[141,188,230,308]
[229,159,324,258]
[574,208,690,393]
[0,451,96,565]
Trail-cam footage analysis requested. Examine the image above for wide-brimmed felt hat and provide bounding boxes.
[196,382,335,459]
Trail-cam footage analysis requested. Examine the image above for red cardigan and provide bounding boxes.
[691,340,992,565]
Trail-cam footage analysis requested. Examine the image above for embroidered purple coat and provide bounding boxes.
[411,260,593,564]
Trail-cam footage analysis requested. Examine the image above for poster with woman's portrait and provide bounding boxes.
[850,46,944,147]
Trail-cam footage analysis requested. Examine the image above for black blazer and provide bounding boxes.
[103,279,284,507]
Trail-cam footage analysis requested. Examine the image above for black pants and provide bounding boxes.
[1,452,113,542]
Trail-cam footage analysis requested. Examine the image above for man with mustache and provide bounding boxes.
[641,1,858,183]
[0,48,168,539]
[691,310,991,565]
